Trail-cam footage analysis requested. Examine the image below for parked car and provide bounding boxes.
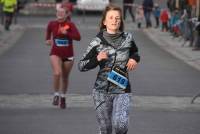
[76,0,109,11]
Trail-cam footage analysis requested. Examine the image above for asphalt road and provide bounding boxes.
[0,108,200,134]
[0,15,200,96]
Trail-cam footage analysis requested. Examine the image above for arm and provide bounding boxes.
[66,22,81,41]
[129,40,140,63]
[126,36,140,71]
[46,22,52,46]
[78,39,99,72]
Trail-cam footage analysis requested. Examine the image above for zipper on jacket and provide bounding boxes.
[106,47,117,92]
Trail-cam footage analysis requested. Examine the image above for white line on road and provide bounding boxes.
[0,94,199,111]
[25,23,137,31]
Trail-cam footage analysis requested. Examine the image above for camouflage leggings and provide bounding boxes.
[93,90,131,134]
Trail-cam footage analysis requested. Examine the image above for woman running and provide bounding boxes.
[46,7,81,109]
[78,4,140,134]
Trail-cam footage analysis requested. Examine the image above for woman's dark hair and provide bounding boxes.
[99,4,124,32]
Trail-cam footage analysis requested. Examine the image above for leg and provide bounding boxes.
[144,12,148,28]
[50,55,63,92]
[128,6,135,22]
[50,55,62,105]
[123,5,128,20]
[61,60,74,94]
[163,22,167,32]
[60,60,74,109]
[8,13,13,27]
[93,91,113,134]
[5,12,13,31]
[147,12,152,27]
[113,94,131,134]
[156,17,159,27]
[4,12,10,30]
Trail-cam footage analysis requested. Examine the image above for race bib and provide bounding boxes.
[107,66,128,89]
[55,39,69,47]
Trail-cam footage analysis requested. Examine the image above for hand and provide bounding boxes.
[126,59,138,71]
[59,27,67,34]
[97,51,108,61]
[46,40,52,46]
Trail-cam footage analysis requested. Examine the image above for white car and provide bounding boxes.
[76,0,110,11]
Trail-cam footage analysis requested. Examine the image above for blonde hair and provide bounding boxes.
[99,4,124,32]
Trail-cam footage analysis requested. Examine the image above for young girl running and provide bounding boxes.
[46,7,81,109]
[78,4,140,134]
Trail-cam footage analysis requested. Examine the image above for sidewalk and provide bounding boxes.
[144,28,200,71]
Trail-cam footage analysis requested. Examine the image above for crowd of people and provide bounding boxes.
[122,0,200,50]
[166,0,200,50]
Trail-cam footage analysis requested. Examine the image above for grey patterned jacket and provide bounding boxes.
[78,31,140,93]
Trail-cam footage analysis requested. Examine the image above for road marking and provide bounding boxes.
[25,23,137,31]
[0,94,199,111]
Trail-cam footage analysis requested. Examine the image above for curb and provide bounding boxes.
[144,28,200,71]
[0,94,199,111]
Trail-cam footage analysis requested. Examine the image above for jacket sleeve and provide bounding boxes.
[129,36,140,63]
[78,39,99,72]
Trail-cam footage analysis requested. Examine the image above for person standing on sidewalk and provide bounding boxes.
[135,5,144,28]
[192,16,200,50]
[123,0,135,22]
[46,7,81,109]
[160,8,169,32]
[153,3,160,28]
[78,4,140,134]
[142,0,154,28]
[1,0,17,31]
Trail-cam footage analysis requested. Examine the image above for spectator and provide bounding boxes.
[160,8,169,32]
[142,0,154,28]
[135,5,144,28]
[153,3,160,28]
[1,0,17,31]
[123,0,135,22]
[167,0,175,12]
[193,16,200,50]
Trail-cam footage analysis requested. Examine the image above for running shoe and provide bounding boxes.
[60,97,66,109]
[52,95,59,106]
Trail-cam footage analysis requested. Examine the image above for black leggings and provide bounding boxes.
[4,12,13,30]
